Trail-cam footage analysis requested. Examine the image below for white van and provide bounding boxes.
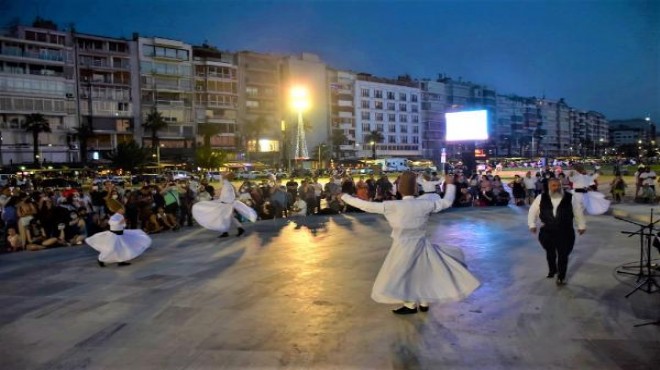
[167,170,192,180]
[375,158,410,172]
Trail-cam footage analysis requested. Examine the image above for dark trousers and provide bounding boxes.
[539,227,575,279]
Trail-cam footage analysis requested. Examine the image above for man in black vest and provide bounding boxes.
[528,178,586,285]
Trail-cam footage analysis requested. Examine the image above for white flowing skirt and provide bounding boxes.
[192,200,258,232]
[372,238,480,304]
[581,191,611,215]
[85,230,152,263]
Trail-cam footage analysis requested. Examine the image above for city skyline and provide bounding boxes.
[2,0,658,122]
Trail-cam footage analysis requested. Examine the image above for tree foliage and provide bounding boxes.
[24,113,51,164]
[195,147,226,169]
[106,140,150,171]
[143,108,168,148]
[198,122,222,149]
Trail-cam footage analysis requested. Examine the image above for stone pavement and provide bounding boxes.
[1,204,659,369]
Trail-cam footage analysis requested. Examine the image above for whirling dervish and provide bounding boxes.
[192,171,258,237]
[85,198,152,267]
[340,171,480,315]
[568,164,610,215]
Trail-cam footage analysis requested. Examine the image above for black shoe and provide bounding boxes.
[237,228,245,237]
[556,278,566,285]
[97,260,105,267]
[117,262,131,266]
[392,306,418,315]
[546,272,556,278]
[419,305,429,312]
[218,232,229,238]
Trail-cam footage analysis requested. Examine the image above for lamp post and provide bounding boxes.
[318,143,326,170]
[371,140,376,160]
[290,86,310,165]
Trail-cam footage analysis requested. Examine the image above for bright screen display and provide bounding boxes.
[445,110,489,141]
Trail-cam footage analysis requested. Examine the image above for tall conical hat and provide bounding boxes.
[106,198,124,213]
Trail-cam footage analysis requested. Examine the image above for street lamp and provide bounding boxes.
[290,86,310,162]
[370,140,376,160]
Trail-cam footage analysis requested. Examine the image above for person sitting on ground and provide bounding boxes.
[65,210,87,245]
[147,207,179,233]
[25,218,64,250]
[6,226,23,252]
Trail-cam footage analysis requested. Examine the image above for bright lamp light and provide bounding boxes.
[290,86,310,111]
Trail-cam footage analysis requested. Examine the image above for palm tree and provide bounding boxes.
[24,113,51,165]
[330,129,347,159]
[243,116,267,160]
[143,107,168,155]
[198,122,222,150]
[106,140,149,170]
[364,130,384,160]
[72,123,94,166]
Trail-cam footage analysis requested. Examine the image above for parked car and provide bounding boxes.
[166,170,192,180]
[39,178,82,189]
[207,171,222,181]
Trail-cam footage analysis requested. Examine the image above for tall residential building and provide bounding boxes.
[192,45,239,151]
[0,24,77,164]
[281,53,330,162]
[236,51,282,164]
[354,74,422,159]
[571,110,609,157]
[537,98,572,157]
[327,68,356,159]
[493,95,542,157]
[609,118,655,146]
[136,35,195,160]
[74,32,138,158]
[419,78,449,161]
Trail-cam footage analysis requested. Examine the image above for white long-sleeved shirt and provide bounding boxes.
[417,177,443,193]
[528,193,586,230]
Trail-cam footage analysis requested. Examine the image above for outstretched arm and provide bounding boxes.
[432,175,456,212]
[341,194,385,214]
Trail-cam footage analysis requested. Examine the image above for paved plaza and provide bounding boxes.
[1,204,659,369]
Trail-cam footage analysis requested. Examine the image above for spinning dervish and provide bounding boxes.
[341,171,480,314]
[568,164,610,215]
[192,171,257,237]
[85,198,152,267]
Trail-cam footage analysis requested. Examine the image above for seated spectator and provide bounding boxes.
[455,187,473,207]
[25,218,64,250]
[65,210,87,245]
[477,186,496,206]
[290,198,307,217]
[146,207,179,233]
[6,226,23,252]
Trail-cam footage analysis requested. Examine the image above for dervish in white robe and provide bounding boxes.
[192,176,257,233]
[341,182,480,310]
[85,211,151,266]
[568,170,610,215]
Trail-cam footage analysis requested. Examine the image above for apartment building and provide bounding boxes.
[571,110,609,157]
[136,35,195,159]
[236,51,282,163]
[281,53,330,162]
[327,68,356,159]
[354,74,422,159]
[0,25,77,164]
[419,79,449,160]
[74,32,138,158]
[192,45,238,151]
[609,118,655,146]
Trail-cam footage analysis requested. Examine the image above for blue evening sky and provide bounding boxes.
[2,0,658,121]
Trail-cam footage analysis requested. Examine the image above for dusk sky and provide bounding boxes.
[3,0,658,122]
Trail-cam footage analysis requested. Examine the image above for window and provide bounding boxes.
[375,113,384,121]
[361,100,370,109]
[399,115,408,123]
[401,136,408,144]
[246,87,258,96]
[387,102,395,111]
[118,102,129,111]
[400,125,408,133]
[374,101,383,110]
[399,92,407,101]
[413,126,419,134]
[411,105,418,113]
[361,88,370,97]
[362,123,371,131]
[387,91,395,100]
[411,94,418,102]
[361,111,370,120]
[388,136,396,143]
[375,90,383,98]
[399,103,407,112]
[376,124,384,132]
[389,124,396,133]
[412,136,419,144]
[412,115,419,123]
[246,100,259,108]
[388,114,396,122]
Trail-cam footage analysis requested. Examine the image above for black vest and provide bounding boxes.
[539,192,574,230]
